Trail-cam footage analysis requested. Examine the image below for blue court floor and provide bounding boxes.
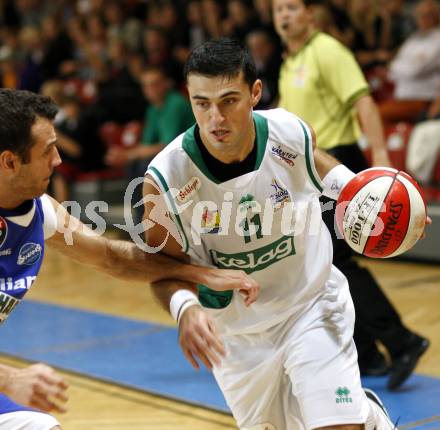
[0,300,438,428]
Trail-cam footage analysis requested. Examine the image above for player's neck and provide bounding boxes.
[286,27,315,54]
[0,187,26,210]
[200,124,256,164]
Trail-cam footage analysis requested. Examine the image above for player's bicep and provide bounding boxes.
[142,175,188,262]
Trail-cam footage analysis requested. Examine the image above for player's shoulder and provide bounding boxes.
[149,131,187,166]
[255,108,309,153]
[312,32,346,51]
[312,32,355,59]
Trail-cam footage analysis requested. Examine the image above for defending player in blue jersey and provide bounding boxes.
[0,89,259,429]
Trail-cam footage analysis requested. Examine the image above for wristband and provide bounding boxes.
[169,289,200,324]
[322,164,356,200]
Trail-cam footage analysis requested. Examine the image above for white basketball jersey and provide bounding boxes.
[148,108,343,335]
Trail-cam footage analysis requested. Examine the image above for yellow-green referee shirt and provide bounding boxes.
[278,32,369,150]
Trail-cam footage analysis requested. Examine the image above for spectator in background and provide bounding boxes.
[273,0,429,391]
[223,0,260,40]
[348,0,393,71]
[324,0,354,46]
[246,28,281,108]
[380,0,440,126]
[406,89,440,184]
[17,25,44,92]
[142,26,183,87]
[40,14,74,82]
[186,0,207,49]
[379,0,415,50]
[201,0,224,39]
[105,65,194,223]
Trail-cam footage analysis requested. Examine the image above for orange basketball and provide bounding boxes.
[336,168,427,258]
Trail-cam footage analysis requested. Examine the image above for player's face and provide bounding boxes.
[272,0,312,42]
[15,117,61,199]
[187,71,262,158]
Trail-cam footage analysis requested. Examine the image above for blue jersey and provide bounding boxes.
[0,198,45,323]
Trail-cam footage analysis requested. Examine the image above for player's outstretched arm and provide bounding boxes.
[45,195,259,298]
[355,94,392,168]
[0,363,68,412]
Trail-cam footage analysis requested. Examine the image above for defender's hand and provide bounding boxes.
[178,305,225,370]
[201,268,260,306]
[3,363,68,412]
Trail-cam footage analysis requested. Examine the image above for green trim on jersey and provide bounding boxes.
[182,125,219,183]
[147,166,189,253]
[197,284,233,309]
[254,112,269,169]
[298,120,323,193]
[182,113,269,183]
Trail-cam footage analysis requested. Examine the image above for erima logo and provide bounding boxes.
[17,243,42,266]
[0,217,7,248]
[335,387,353,404]
[271,144,298,167]
[210,235,295,274]
[0,276,37,292]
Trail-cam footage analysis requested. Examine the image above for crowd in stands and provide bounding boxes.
[0,0,439,199]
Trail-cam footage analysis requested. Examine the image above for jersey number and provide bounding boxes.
[240,213,263,244]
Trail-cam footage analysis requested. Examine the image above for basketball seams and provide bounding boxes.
[385,173,411,258]
[363,171,399,256]
[387,173,426,258]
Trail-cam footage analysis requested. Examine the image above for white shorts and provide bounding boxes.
[213,285,370,430]
[0,394,59,430]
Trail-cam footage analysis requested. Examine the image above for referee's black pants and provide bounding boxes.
[320,143,413,362]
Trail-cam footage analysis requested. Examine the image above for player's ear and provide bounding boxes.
[251,79,262,107]
[0,150,18,172]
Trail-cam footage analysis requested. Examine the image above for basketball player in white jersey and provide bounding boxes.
[143,38,401,430]
[0,88,259,429]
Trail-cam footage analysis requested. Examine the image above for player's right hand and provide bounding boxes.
[178,305,225,370]
[202,268,260,306]
[3,363,68,413]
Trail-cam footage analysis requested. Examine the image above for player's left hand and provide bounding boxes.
[202,268,260,306]
[420,216,432,240]
[178,305,225,370]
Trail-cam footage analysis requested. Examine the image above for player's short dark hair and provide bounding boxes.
[183,38,257,90]
[0,89,58,163]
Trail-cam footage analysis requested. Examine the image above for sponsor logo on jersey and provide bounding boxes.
[177,177,201,203]
[335,387,353,404]
[239,194,257,212]
[0,249,12,256]
[201,208,221,233]
[17,243,42,266]
[0,276,37,292]
[271,144,298,167]
[0,292,20,323]
[210,235,295,274]
[0,217,8,248]
[270,179,290,210]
